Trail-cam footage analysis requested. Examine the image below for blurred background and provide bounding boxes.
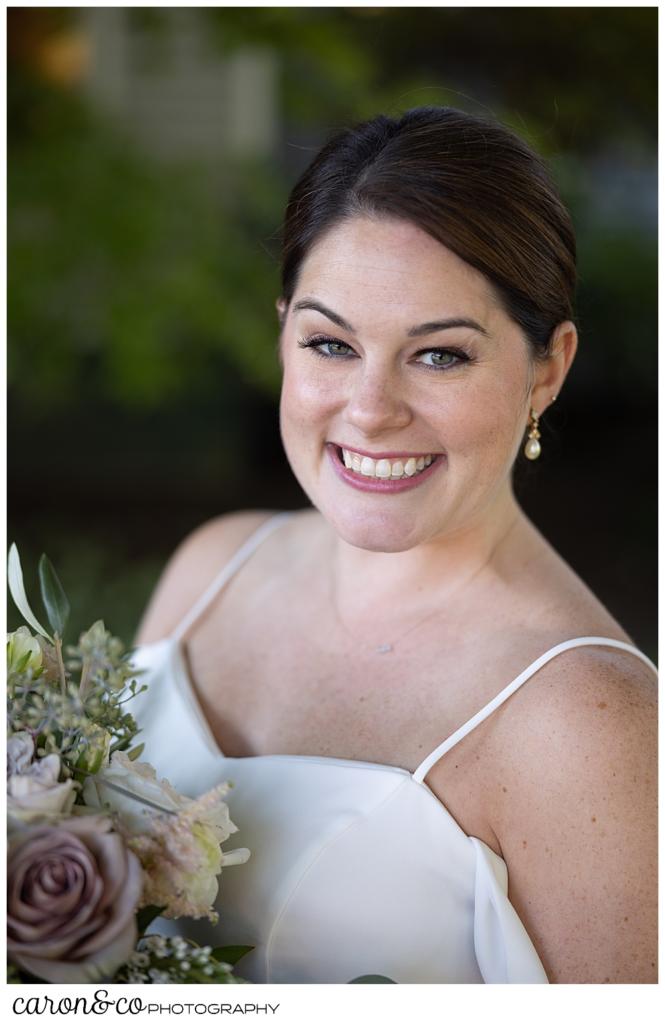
[7,7,657,656]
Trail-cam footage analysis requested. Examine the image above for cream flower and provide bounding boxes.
[82,750,187,828]
[7,627,43,674]
[7,732,35,776]
[7,733,77,829]
[83,752,249,921]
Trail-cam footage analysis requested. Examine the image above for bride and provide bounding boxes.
[131,106,657,984]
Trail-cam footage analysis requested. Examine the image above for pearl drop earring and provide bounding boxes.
[524,408,541,460]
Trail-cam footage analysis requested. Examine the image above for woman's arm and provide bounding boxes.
[135,510,274,645]
[491,648,657,983]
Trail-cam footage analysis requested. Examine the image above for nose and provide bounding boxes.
[342,364,412,437]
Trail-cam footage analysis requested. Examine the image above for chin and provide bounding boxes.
[323,505,429,554]
[287,455,442,552]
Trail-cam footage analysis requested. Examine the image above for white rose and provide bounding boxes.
[82,751,189,830]
[83,752,249,921]
[7,732,36,776]
[8,751,77,827]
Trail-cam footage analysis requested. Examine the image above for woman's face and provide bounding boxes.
[279,215,535,552]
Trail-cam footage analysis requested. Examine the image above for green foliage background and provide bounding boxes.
[8,8,657,653]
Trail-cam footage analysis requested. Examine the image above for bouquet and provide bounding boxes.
[6,545,253,985]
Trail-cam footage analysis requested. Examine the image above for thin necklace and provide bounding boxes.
[327,514,521,655]
[327,550,453,655]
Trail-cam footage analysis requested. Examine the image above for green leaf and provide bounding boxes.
[127,743,144,761]
[38,553,70,639]
[7,544,52,640]
[348,975,397,984]
[210,945,254,966]
[136,906,167,935]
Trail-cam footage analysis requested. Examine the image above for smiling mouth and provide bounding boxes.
[334,445,439,480]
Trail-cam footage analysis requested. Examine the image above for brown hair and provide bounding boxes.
[280,106,576,357]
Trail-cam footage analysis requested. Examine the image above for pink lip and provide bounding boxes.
[326,443,445,493]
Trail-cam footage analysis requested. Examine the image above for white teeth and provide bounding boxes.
[340,448,436,480]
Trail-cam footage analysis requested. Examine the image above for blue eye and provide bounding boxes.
[322,340,353,356]
[415,348,469,370]
[297,336,355,359]
[419,351,455,367]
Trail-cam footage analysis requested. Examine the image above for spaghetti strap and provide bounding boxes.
[171,512,294,643]
[412,636,658,784]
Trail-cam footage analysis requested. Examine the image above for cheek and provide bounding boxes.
[437,375,527,464]
[280,361,341,429]
[279,364,342,495]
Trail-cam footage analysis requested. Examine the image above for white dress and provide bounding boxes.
[129,514,657,984]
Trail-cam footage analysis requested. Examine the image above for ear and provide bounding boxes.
[276,297,287,328]
[275,298,288,370]
[529,320,578,415]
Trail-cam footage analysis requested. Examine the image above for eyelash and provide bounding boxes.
[296,334,472,372]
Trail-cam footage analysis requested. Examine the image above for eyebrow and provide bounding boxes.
[291,298,489,338]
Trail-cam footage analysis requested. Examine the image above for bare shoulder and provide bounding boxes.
[493,517,657,787]
[489,643,657,982]
[490,643,657,824]
[504,642,656,742]
[134,510,281,644]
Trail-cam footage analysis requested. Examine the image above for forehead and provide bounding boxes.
[294,215,502,325]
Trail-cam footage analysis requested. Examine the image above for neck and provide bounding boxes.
[329,485,525,617]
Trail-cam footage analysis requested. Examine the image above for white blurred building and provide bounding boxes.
[81,8,278,161]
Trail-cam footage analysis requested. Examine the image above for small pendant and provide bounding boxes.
[376,643,394,654]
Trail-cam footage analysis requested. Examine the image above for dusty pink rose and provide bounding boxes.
[7,815,143,983]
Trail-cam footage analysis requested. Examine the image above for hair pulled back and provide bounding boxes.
[280,106,576,357]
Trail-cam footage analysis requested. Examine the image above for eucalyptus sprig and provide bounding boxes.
[8,545,70,693]
[7,545,148,771]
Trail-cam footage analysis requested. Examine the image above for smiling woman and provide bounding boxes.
[278,215,573,553]
[131,107,657,984]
